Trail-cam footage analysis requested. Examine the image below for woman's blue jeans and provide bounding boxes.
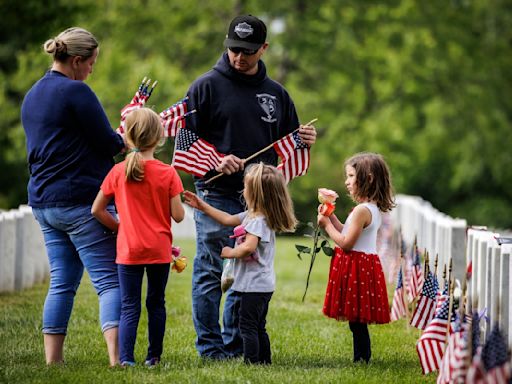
[32,205,120,334]
[191,184,244,358]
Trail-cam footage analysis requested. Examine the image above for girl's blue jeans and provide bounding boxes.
[32,205,120,334]
[118,263,170,363]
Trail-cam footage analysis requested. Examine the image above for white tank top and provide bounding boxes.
[341,202,381,254]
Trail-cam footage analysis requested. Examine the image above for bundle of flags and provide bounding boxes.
[117,78,196,138]
[159,97,196,137]
[117,77,157,134]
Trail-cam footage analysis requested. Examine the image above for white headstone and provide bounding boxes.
[0,212,16,292]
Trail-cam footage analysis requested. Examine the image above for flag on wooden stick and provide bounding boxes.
[273,130,310,183]
[410,270,439,330]
[416,298,455,374]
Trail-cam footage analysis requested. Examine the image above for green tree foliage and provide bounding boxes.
[0,0,92,208]
[2,0,512,228]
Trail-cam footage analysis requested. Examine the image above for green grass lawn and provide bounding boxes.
[0,237,436,383]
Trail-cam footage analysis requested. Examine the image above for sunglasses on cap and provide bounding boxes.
[228,47,259,55]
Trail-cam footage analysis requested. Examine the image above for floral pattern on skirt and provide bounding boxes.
[323,247,390,324]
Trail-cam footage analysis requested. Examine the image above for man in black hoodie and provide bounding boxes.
[184,14,316,360]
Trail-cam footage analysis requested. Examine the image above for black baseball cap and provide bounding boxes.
[223,15,267,50]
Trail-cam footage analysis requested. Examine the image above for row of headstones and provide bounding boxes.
[391,194,511,347]
[0,205,48,292]
[467,228,512,347]
[391,194,467,282]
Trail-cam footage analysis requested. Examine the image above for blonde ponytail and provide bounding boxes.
[125,150,144,182]
[124,108,164,182]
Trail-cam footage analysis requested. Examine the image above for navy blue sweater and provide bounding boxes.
[186,53,300,193]
[21,70,124,207]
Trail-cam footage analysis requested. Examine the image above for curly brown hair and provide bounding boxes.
[345,152,396,212]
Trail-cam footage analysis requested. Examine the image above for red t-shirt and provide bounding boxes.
[101,159,184,265]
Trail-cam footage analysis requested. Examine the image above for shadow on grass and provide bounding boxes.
[273,355,421,370]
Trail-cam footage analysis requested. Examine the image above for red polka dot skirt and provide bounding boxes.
[323,247,390,324]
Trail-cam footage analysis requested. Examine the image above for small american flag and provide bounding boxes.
[390,266,407,321]
[273,130,310,183]
[160,97,188,137]
[416,298,452,374]
[173,128,224,178]
[480,323,511,384]
[408,245,424,302]
[410,270,439,330]
[436,319,470,384]
[467,346,485,383]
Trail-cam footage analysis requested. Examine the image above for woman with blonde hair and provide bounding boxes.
[92,108,185,367]
[184,163,296,364]
[21,27,125,366]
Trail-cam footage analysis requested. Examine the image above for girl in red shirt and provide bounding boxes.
[92,108,185,367]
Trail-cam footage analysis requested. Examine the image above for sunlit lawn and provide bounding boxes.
[0,237,435,383]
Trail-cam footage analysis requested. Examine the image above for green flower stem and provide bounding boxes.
[302,224,321,302]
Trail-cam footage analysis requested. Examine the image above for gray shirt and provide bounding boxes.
[231,211,275,293]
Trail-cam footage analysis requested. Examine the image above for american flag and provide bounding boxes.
[467,346,486,383]
[118,78,155,134]
[390,266,407,321]
[407,245,424,302]
[273,130,310,183]
[416,298,453,374]
[410,270,439,329]
[160,97,189,137]
[466,311,484,382]
[436,319,470,384]
[480,323,511,384]
[173,128,224,177]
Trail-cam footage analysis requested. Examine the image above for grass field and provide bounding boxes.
[0,237,436,383]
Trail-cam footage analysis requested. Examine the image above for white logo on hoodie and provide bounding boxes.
[256,93,277,123]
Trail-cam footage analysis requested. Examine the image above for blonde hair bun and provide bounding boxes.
[43,27,98,61]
